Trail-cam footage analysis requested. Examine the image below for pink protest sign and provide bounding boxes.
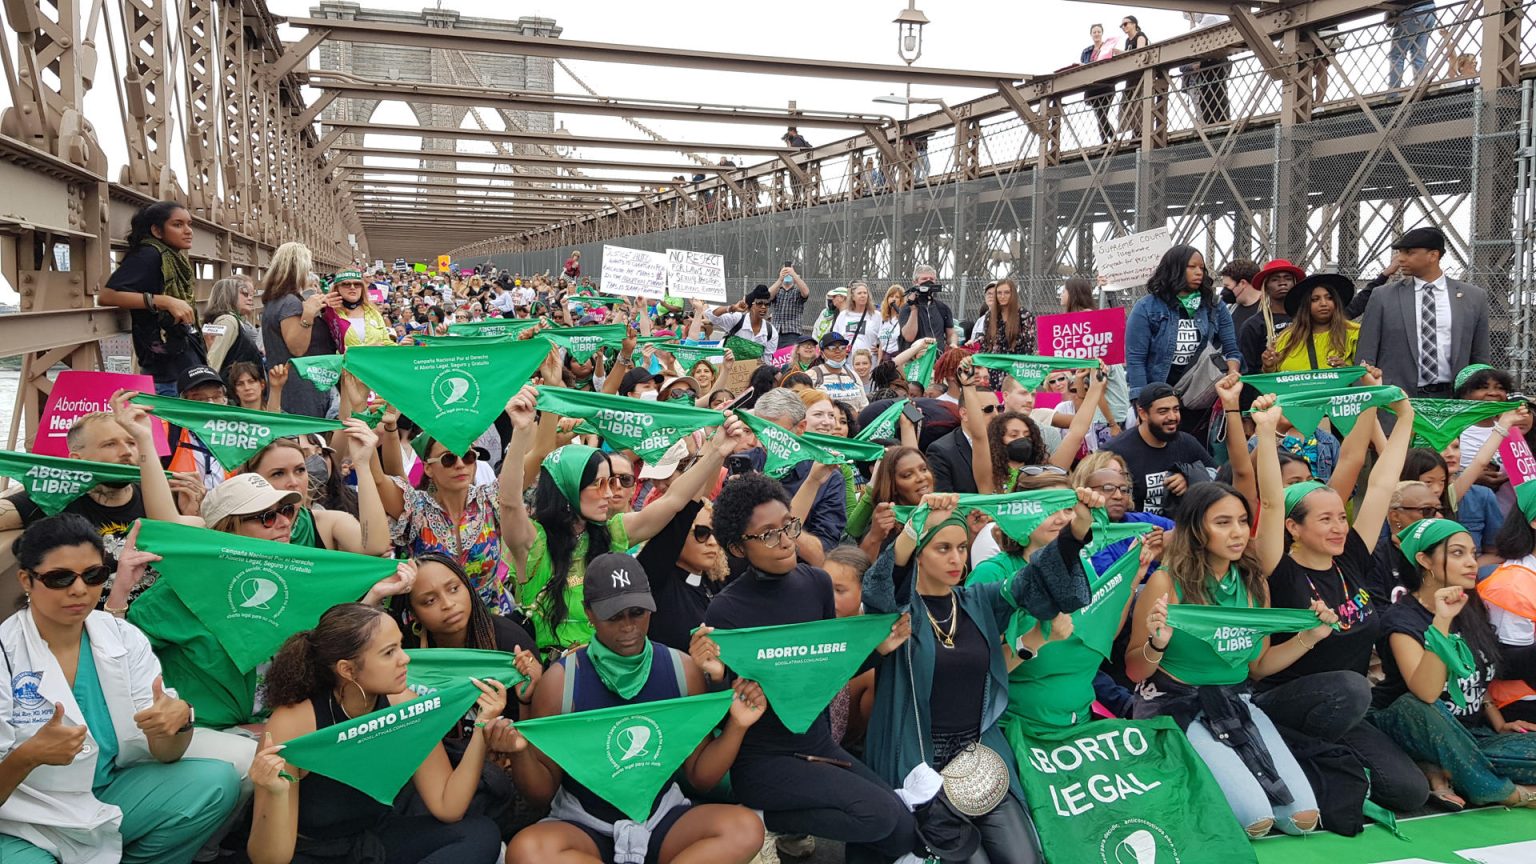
[1501,434,1536,486]
[1033,392,1064,411]
[1036,307,1126,365]
[34,371,171,457]
[770,345,796,367]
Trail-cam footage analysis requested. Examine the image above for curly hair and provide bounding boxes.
[933,347,972,389]
[714,472,792,553]
[262,603,391,708]
[986,411,1045,491]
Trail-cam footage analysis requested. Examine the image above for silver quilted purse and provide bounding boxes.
[939,742,1010,817]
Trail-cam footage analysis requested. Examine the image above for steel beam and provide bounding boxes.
[1068,0,1282,13]
[316,122,795,156]
[327,146,723,175]
[350,182,633,202]
[354,199,599,215]
[282,16,1022,89]
[337,165,675,187]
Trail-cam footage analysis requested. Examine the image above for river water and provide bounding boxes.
[0,367,18,451]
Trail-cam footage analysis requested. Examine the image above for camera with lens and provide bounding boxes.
[908,281,943,303]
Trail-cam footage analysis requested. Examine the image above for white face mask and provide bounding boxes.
[637,390,659,401]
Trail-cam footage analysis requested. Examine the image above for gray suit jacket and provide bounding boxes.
[1356,276,1490,392]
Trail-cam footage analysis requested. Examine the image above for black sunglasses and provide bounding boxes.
[691,525,715,543]
[425,450,479,469]
[28,565,113,591]
[242,502,298,528]
[980,403,1004,414]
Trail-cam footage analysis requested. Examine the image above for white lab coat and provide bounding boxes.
[0,610,164,864]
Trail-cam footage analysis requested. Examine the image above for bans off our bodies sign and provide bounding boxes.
[1036,307,1126,365]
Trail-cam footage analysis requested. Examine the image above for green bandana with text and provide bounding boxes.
[0,450,162,515]
[855,399,909,443]
[903,342,940,389]
[1165,604,1336,682]
[535,386,724,462]
[971,354,1099,389]
[539,325,627,363]
[1239,366,1367,397]
[894,489,1083,546]
[651,342,726,370]
[736,410,846,478]
[1276,384,1404,437]
[289,354,345,391]
[132,394,342,468]
[447,318,542,339]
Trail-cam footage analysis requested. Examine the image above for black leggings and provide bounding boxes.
[380,814,501,864]
[730,750,915,861]
[963,795,1039,864]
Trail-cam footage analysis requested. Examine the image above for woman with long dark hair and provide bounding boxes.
[1124,244,1240,401]
[98,201,203,395]
[849,445,933,560]
[1059,275,1097,313]
[1371,519,1536,808]
[979,278,1037,382]
[247,604,505,863]
[1266,274,1359,372]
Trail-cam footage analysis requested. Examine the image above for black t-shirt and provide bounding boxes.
[1229,300,1261,337]
[704,562,839,758]
[1104,428,1214,517]
[1373,595,1493,723]
[107,245,203,382]
[637,501,732,652]
[12,486,152,599]
[1261,530,1384,690]
[898,299,954,351]
[1368,535,1415,599]
[922,593,989,734]
[1237,311,1291,374]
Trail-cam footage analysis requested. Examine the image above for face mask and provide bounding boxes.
[667,393,693,403]
[1219,287,1237,305]
[825,358,847,369]
[305,454,330,485]
[637,390,659,401]
[1007,437,1036,464]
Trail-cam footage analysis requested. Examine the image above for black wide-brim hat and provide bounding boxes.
[1284,273,1355,318]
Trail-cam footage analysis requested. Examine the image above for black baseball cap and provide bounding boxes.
[1392,226,1446,253]
[583,553,656,620]
[178,365,225,394]
[819,332,850,350]
[1136,382,1179,410]
[619,366,664,396]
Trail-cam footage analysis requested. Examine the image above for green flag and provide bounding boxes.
[723,335,765,361]
[447,318,541,339]
[1240,366,1367,397]
[800,431,885,463]
[652,342,725,370]
[1009,717,1257,864]
[903,342,940,389]
[534,387,724,462]
[0,450,162,515]
[1389,398,1521,451]
[404,648,529,695]
[281,680,482,805]
[288,355,345,391]
[131,394,342,468]
[539,325,627,363]
[894,490,1082,546]
[736,410,846,478]
[133,519,398,673]
[343,339,551,455]
[1276,384,1404,437]
[707,614,897,734]
[855,399,909,443]
[514,691,733,822]
[971,354,1098,389]
[1165,604,1335,681]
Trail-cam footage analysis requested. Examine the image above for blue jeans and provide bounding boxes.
[1186,695,1319,835]
[1388,7,1436,88]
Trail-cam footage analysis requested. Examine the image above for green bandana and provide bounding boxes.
[651,342,725,370]
[535,387,724,462]
[0,450,160,515]
[1283,480,1330,518]
[1424,626,1478,709]
[403,648,530,695]
[131,394,342,468]
[350,406,386,428]
[855,399,909,443]
[1396,518,1469,565]
[540,325,627,363]
[572,295,626,307]
[1276,385,1404,437]
[132,519,398,672]
[901,505,971,555]
[412,333,512,347]
[1239,366,1369,397]
[280,680,481,805]
[704,613,899,733]
[1517,479,1536,522]
[289,354,345,391]
[513,691,733,822]
[800,431,885,463]
[1073,545,1146,659]
[1010,717,1257,863]
[343,338,551,455]
[1389,399,1521,451]
[447,318,542,339]
[1164,604,1336,685]
[894,489,1082,546]
[971,354,1098,389]
[1081,519,1156,559]
[723,334,765,361]
[736,411,846,478]
[1454,363,1496,392]
[542,444,600,509]
[334,269,363,283]
[903,342,941,389]
[632,335,678,349]
[585,637,655,701]
[1177,292,1202,315]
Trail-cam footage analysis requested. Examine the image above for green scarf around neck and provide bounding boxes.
[142,238,197,322]
[585,636,654,700]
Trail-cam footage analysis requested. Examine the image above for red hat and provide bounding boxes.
[1253,259,1306,292]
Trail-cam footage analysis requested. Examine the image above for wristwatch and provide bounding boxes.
[1013,638,1037,663]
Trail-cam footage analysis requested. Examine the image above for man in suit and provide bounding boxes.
[926,409,979,495]
[1357,227,1490,397]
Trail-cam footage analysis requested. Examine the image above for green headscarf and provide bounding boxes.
[542,444,600,509]
[1396,518,1470,567]
[1282,480,1330,519]
[1453,363,1496,392]
[1518,479,1536,523]
[904,504,971,555]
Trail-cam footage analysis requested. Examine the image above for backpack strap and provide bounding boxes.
[560,652,580,714]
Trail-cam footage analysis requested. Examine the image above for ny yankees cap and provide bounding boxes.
[583,552,657,620]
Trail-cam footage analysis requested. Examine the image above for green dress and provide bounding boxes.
[517,514,630,652]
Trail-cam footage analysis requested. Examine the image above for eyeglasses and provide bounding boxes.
[588,474,636,494]
[1093,483,1133,497]
[742,517,803,549]
[28,565,113,591]
[1021,465,1068,477]
[691,525,715,543]
[241,502,298,528]
[979,403,1003,414]
[425,451,479,469]
[1393,504,1444,520]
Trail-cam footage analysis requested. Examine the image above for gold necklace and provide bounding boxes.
[924,591,958,649]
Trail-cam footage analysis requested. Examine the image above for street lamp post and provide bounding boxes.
[893,0,928,121]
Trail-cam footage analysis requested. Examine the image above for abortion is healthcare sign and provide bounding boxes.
[35,370,170,457]
[1037,307,1126,366]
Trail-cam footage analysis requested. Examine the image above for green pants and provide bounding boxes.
[0,757,239,864]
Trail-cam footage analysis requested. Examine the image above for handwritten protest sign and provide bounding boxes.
[600,245,669,297]
[666,249,727,303]
[1502,434,1536,486]
[35,371,170,457]
[1094,227,1171,287]
[1036,307,1126,365]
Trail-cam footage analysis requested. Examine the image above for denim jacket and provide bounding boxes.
[1125,293,1240,400]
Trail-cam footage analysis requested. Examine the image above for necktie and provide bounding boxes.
[1419,283,1440,385]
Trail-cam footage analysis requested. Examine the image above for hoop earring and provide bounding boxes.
[348,677,367,705]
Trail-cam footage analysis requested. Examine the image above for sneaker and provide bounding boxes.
[776,834,816,857]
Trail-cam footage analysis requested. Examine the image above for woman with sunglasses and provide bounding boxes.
[241,421,388,554]
[0,515,240,864]
[1252,388,1431,813]
[1375,481,1448,595]
[502,386,749,658]
[1403,448,1504,568]
[635,501,729,653]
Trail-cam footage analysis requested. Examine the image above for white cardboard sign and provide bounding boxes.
[666,248,727,303]
[1094,227,1172,288]
[600,245,669,298]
